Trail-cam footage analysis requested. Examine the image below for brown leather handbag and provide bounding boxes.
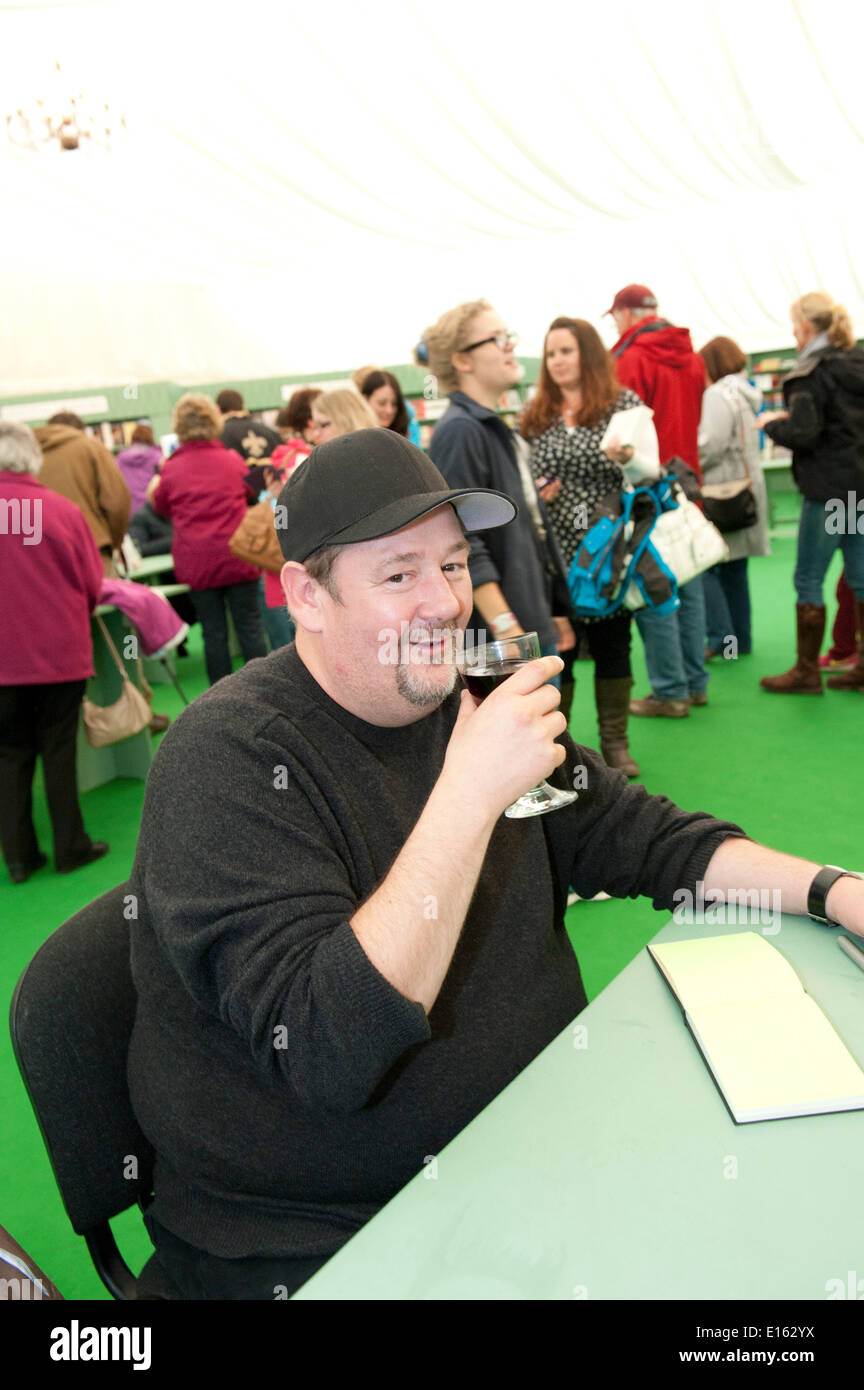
[229,501,284,574]
[82,616,153,747]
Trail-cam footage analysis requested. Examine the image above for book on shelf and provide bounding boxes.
[649,932,864,1124]
[409,397,448,422]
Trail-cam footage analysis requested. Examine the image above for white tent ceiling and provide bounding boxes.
[2,0,863,394]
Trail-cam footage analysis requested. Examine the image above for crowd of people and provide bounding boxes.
[3,282,864,1304]
[1,289,863,888]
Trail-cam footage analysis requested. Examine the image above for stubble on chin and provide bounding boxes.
[394,661,458,708]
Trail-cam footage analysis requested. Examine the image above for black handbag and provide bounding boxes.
[701,481,758,533]
[700,391,758,534]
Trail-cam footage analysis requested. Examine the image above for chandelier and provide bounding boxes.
[5,60,127,153]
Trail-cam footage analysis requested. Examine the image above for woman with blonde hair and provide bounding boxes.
[760,293,864,693]
[309,388,378,444]
[418,298,574,688]
[149,394,267,685]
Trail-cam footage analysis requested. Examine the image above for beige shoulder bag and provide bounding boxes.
[82,616,153,747]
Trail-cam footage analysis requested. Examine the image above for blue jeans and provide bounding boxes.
[634,576,708,700]
[703,559,751,654]
[258,579,295,650]
[794,499,864,603]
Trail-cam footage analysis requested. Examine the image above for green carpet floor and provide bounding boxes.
[3,522,862,1298]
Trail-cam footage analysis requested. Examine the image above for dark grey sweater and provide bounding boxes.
[128,645,746,1261]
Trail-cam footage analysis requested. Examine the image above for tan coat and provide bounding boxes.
[35,425,131,552]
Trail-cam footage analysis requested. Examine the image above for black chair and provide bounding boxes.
[9,884,180,1299]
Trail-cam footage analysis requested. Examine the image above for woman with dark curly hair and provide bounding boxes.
[520,317,660,778]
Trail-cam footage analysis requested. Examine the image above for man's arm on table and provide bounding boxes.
[550,755,864,941]
[350,656,566,1013]
[703,837,864,938]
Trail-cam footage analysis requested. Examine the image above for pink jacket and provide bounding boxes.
[0,471,103,685]
[151,440,261,590]
[100,579,188,657]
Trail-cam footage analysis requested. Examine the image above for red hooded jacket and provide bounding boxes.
[611,318,707,478]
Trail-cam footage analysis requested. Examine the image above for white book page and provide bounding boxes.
[687,994,864,1120]
[650,933,803,1008]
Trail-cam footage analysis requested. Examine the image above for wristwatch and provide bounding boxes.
[489,611,519,637]
[807,866,863,925]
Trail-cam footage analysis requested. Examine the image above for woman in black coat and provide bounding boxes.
[760,292,864,694]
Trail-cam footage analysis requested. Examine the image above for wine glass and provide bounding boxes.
[458,631,579,819]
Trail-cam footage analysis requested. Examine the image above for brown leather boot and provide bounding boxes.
[826,601,864,689]
[760,604,825,694]
[595,676,640,779]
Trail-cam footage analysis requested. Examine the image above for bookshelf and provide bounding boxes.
[408,388,528,450]
[0,355,534,455]
[84,419,154,451]
[748,347,798,465]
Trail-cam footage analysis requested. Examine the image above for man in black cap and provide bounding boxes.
[128,429,864,1298]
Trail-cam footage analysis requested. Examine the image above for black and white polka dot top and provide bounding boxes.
[525,388,644,570]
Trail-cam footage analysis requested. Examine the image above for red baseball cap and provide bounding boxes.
[605,284,658,315]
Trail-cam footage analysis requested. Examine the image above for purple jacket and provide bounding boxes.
[116,445,163,515]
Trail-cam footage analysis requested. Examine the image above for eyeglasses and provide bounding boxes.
[458,330,519,353]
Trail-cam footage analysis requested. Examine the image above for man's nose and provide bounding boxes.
[415,569,465,621]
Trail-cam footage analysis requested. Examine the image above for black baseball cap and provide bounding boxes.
[275,428,517,563]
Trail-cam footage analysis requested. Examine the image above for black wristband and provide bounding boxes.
[807,866,859,925]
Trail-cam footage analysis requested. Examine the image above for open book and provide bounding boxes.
[648,933,864,1123]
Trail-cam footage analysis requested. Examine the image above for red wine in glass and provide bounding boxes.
[457,633,578,819]
[462,660,532,702]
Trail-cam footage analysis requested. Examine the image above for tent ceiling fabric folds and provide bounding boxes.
[1,0,862,394]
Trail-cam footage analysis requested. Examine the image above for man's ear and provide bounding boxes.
[281,561,327,632]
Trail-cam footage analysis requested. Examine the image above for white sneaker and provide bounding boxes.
[567,890,612,905]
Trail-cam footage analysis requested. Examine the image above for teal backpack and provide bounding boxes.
[566,479,681,619]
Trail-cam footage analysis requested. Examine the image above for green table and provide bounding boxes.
[76,607,153,793]
[129,553,177,582]
[294,912,864,1301]
[126,557,191,689]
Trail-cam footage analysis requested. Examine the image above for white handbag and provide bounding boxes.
[624,484,728,611]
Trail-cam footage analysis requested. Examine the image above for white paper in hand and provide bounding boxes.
[600,406,661,481]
